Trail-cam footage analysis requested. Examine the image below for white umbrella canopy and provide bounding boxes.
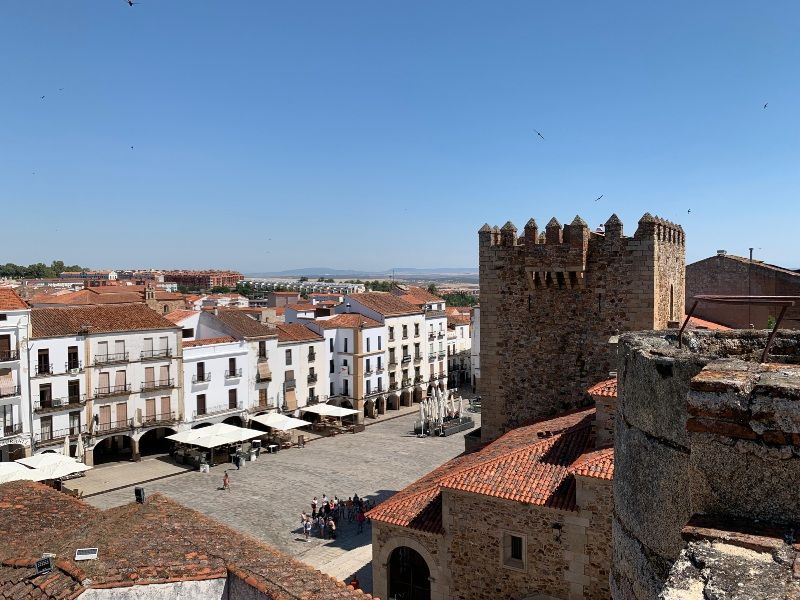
[448,391,455,416]
[418,401,425,424]
[63,435,70,457]
[250,413,309,431]
[0,462,49,484]
[459,396,464,417]
[167,423,263,449]
[16,453,92,479]
[300,404,358,417]
[76,434,85,463]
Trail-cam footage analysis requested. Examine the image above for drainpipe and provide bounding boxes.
[22,315,34,457]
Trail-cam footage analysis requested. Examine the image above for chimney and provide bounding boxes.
[716,249,727,256]
[589,373,617,448]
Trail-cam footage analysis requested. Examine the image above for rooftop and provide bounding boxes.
[316,314,383,330]
[275,322,323,343]
[31,304,179,338]
[347,293,422,317]
[164,309,198,324]
[182,336,236,348]
[0,482,370,599]
[0,289,27,311]
[587,378,617,398]
[215,310,277,340]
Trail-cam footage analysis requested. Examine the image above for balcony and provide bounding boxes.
[389,382,398,391]
[94,419,133,435]
[428,355,436,362]
[65,360,83,374]
[34,425,85,446]
[140,378,175,393]
[33,394,87,413]
[141,411,178,426]
[34,363,53,377]
[426,309,446,318]
[0,385,20,399]
[225,369,243,379]
[94,384,132,398]
[364,368,374,376]
[256,373,271,384]
[401,355,412,364]
[0,349,19,362]
[438,351,446,358]
[388,361,398,369]
[192,373,212,384]
[375,366,385,373]
[307,373,318,384]
[401,378,412,387]
[437,332,446,339]
[414,375,424,384]
[285,379,297,391]
[193,401,242,419]
[308,351,316,362]
[307,395,320,405]
[2,423,23,438]
[428,333,435,341]
[141,348,172,361]
[414,353,422,362]
[94,352,129,366]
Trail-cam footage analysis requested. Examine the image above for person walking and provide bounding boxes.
[356,509,365,533]
[318,515,326,539]
[328,516,337,540]
[222,471,230,491]
[303,517,311,542]
[311,496,318,518]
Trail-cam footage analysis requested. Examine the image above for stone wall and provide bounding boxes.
[478,214,685,443]
[576,476,614,600]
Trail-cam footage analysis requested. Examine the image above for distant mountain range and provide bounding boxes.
[247,267,478,278]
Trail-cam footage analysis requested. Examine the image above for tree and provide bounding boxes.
[299,276,308,282]
[210,286,231,294]
[427,283,438,295]
[325,278,334,283]
[442,292,477,307]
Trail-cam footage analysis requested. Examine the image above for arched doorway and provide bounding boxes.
[400,390,412,407]
[413,387,423,403]
[138,427,177,456]
[93,435,134,465]
[364,399,375,419]
[222,416,243,427]
[0,444,26,462]
[387,394,399,411]
[388,546,430,600]
[376,396,386,415]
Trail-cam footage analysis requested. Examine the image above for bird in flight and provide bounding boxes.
[40,96,45,100]
[130,146,134,149]
[763,102,768,109]
[595,195,603,202]
[534,130,545,141]
[58,88,64,91]
[687,209,691,214]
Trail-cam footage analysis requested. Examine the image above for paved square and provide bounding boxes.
[87,411,480,594]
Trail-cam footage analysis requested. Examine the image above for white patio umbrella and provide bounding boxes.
[63,435,70,457]
[75,434,85,463]
[16,453,92,479]
[250,413,309,431]
[0,462,49,484]
[448,391,455,416]
[418,400,425,427]
[459,395,465,417]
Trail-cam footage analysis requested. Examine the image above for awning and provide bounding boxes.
[0,462,49,484]
[300,404,359,417]
[16,454,93,480]
[249,413,309,431]
[257,362,272,380]
[166,423,263,449]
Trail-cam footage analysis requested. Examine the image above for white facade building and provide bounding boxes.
[0,290,32,461]
[446,311,472,390]
[470,306,481,393]
[273,323,326,415]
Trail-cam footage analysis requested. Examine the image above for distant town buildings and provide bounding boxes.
[164,270,244,289]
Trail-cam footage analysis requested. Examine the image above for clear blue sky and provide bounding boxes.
[2,1,799,272]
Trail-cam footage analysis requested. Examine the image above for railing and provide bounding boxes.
[94,384,132,398]
[401,378,412,387]
[307,373,318,384]
[65,360,83,373]
[285,378,297,391]
[94,352,129,365]
[428,333,435,340]
[33,394,87,412]
[414,353,422,361]
[426,309,446,318]
[2,423,23,437]
[141,348,172,360]
[376,366,385,373]
[428,355,436,362]
[193,401,242,419]
[389,382,398,391]
[388,361,398,369]
[307,395,320,405]
[34,425,85,445]
[256,373,271,383]
[225,369,243,378]
[308,351,316,361]
[401,355,412,364]
[437,332,445,339]
[0,385,20,399]
[192,373,211,383]
[34,363,53,376]
[95,419,133,434]
[140,378,174,392]
[414,375,424,383]
[364,368,374,375]
[438,351,446,358]
[142,411,177,425]
[0,349,19,362]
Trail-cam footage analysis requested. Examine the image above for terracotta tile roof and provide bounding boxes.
[368,408,609,532]
[164,309,198,324]
[186,294,205,302]
[0,289,28,311]
[31,305,179,338]
[215,310,277,340]
[707,254,800,277]
[182,336,236,348]
[687,316,731,331]
[287,303,316,312]
[0,482,371,599]
[347,293,422,317]
[316,314,382,329]
[0,561,84,599]
[392,285,443,305]
[275,322,323,343]
[275,307,286,316]
[587,378,617,398]
[447,314,470,327]
[570,447,614,480]
[29,288,184,305]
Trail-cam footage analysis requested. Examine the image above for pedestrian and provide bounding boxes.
[349,575,360,590]
[346,497,354,522]
[311,496,318,518]
[328,516,336,540]
[356,509,365,533]
[222,470,230,491]
[304,517,311,541]
[318,515,326,539]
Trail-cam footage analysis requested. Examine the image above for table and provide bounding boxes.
[267,444,278,454]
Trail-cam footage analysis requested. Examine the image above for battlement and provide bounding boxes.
[634,212,685,245]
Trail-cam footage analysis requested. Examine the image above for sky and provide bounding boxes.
[2,1,799,273]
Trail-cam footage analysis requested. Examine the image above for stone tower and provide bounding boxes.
[478,213,685,443]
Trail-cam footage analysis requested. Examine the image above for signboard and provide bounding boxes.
[35,557,53,575]
[74,548,98,561]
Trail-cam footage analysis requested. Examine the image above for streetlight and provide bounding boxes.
[748,248,754,328]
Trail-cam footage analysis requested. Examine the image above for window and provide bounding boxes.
[330,359,335,374]
[414,323,419,336]
[163,306,169,314]
[366,337,370,352]
[366,358,371,372]
[388,327,394,341]
[309,387,315,401]
[228,389,238,409]
[197,362,205,380]
[67,346,79,370]
[329,338,334,353]
[343,359,348,367]
[39,383,52,408]
[182,328,194,339]
[285,349,292,365]
[377,356,382,370]
[37,349,50,374]
[68,379,80,403]
[69,411,81,434]
[343,379,349,396]
[197,394,206,415]
[502,532,527,571]
[377,376,383,391]
[0,315,6,322]
[366,380,371,394]
[378,335,382,350]
[229,357,237,374]
[258,341,267,358]
[344,338,348,353]
[330,381,335,396]
[402,325,408,338]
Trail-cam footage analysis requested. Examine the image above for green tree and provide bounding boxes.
[427,283,438,295]
[299,276,308,282]
[210,285,231,294]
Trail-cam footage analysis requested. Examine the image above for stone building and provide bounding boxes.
[478,213,685,443]
[368,386,616,600]
[686,251,800,329]
[613,329,800,599]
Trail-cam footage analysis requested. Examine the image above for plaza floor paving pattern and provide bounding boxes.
[86,410,481,595]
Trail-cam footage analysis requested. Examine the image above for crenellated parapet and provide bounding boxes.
[634,213,685,245]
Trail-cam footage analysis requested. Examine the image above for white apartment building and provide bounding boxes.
[344,293,427,411]
[300,313,387,422]
[0,290,32,461]
[29,304,182,465]
[446,311,472,389]
[470,306,481,393]
[166,310,253,427]
[273,323,326,415]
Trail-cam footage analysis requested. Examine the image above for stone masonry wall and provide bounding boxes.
[577,476,614,600]
[372,521,446,600]
[479,214,685,443]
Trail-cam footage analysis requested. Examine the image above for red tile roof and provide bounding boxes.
[215,310,277,340]
[687,316,731,331]
[182,336,236,348]
[367,408,612,533]
[317,314,383,329]
[587,378,617,398]
[392,285,443,305]
[287,303,316,312]
[0,561,84,599]
[164,309,198,324]
[31,305,179,338]
[29,288,184,306]
[447,314,470,327]
[571,447,614,480]
[275,322,323,343]
[0,289,27,311]
[347,293,422,317]
[0,482,372,599]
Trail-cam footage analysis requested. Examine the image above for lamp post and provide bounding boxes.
[748,247,754,328]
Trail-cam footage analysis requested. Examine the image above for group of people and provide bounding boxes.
[300,493,373,541]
